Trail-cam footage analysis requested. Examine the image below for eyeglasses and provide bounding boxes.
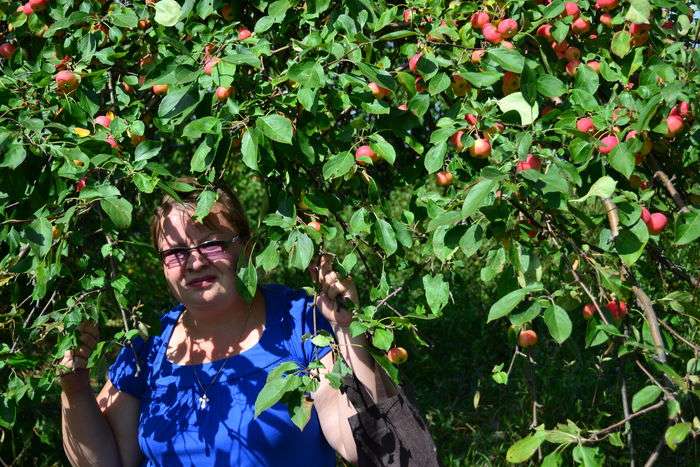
[158,237,240,268]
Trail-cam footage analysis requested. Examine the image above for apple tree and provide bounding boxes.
[0,0,699,465]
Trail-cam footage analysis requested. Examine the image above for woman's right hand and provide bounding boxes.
[58,321,99,394]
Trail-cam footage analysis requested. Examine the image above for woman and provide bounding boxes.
[58,182,395,466]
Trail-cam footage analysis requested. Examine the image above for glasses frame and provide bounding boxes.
[158,236,240,266]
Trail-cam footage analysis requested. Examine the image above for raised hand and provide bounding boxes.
[308,254,359,328]
[57,321,99,393]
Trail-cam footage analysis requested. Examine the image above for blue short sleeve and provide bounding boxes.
[287,289,335,368]
[108,335,151,399]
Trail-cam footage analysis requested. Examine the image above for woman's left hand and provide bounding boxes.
[308,254,359,328]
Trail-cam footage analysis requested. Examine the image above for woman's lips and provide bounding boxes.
[186,275,217,288]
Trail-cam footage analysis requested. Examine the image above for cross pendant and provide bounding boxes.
[199,394,209,409]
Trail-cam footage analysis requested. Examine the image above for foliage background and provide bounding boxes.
[1,0,699,465]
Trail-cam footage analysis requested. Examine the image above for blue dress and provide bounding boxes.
[108,284,337,467]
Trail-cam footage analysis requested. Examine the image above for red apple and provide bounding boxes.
[75,178,87,192]
[677,101,691,119]
[497,18,518,39]
[516,154,542,172]
[666,115,684,137]
[576,117,595,133]
[152,84,169,95]
[586,60,601,72]
[55,70,79,94]
[403,9,412,24]
[436,171,454,187]
[518,329,538,348]
[470,12,490,30]
[465,113,478,126]
[308,221,322,232]
[368,82,390,99]
[387,346,408,364]
[397,103,408,111]
[29,0,48,11]
[502,71,520,95]
[355,145,378,165]
[408,53,422,73]
[606,300,628,320]
[471,49,485,64]
[629,23,651,35]
[564,2,580,18]
[485,122,505,137]
[238,27,252,40]
[647,212,668,235]
[600,13,613,27]
[203,57,220,75]
[482,23,503,43]
[631,32,649,46]
[566,60,580,77]
[641,206,651,223]
[599,135,619,154]
[451,74,470,96]
[0,43,16,60]
[451,130,465,151]
[582,303,596,320]
[105,134,118,149]
[537,24,554,42]
[564,46,581,61]
[571,17,590,34]
[18,3,33,15]
[138,19,150,30]
[220,5,234,21]
[94,114,112,128]
[470,138,491,158]
[552,41,569,59]
[215,86,233,101]
[595,0,619,11]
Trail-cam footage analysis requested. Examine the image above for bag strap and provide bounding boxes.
[341,372,376,410]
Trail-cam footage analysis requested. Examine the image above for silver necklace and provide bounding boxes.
[187,299,255,410]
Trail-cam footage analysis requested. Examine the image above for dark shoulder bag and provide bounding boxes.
[341,373,441,467]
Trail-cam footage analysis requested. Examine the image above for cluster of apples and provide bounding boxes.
[582,299,628,321]
[17,0,48,15]
[666,101,692,137]
[470,11,519,46]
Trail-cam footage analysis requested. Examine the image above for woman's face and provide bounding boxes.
[156,203,242,311]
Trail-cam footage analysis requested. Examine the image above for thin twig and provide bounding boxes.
[646,155,690,214]
[658,320,700,352]
[619,363,636,466]
[643,422,671,467]
[631,286,667,364]
[375,286,403,310]
[589,399,665,439]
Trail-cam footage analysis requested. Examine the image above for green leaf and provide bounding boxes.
[488,48,525,73]
[632,385,662,412]
[182,117,221,140]
[289,394,313,430]
[536,74,567,98]
[134,141,162,162]
[675,209,700,245]
[575,64,599,94]
[110,6,139,28]
[258,115,293,144]
[462,179,498,218]
[190,136,215,173]
[322,152,354,180]
[0,144,26,169]
[461,71,502,88]
[236,256,258,303]
[241,130,258,170]
[372,327,394,351]
[158,87,197,119]
[26,218,53,257]
[154,0,182,27]
[608,142,635,178]
[0,398,16,429]
[497,92,539,126]
[506,434,544,463]
[193,189,218,223]
[132,173,159,193]
[374,218,397,256]
[100,198,133,229]
[288,231,314,270]
[665,422,691,451]
[487,283,543,323]
[423,274,449,315]
[543,304,572,344]
[611,31,631,58]
[424,141,447,174]
[616,218,649,266]
[571,176,616,203]
[256,240,280,273]
[428,72,450,95]
[572,445,604,467]
[625,0,651,24]
[349,208,371,235]
[254,361,299,417]
[369,134,396,165]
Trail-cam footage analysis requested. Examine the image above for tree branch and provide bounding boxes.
[631,286,667,364]
[646,155,690,214]
[602,197,620,239]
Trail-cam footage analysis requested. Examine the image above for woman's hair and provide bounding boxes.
[149,178,251,249]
